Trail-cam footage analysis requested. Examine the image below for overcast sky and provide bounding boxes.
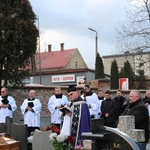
[29,0,129,68]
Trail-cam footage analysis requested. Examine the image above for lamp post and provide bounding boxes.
[37,15,42,84]
[88,28,98,59]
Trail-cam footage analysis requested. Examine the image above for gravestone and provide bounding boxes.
[11,123,28,150]
[0,116,12,134]
[119,116,145,142]
[0,123,6,133]
[6,116,12,135]
[82,119,140,150]
[32,129,55,150]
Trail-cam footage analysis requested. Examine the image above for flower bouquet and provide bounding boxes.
[49,133,74,150]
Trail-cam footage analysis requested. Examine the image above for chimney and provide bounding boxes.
[48,44,51,52]
[60,43,64,51]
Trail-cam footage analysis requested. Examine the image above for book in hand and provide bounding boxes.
[60,105,72,113]
[28,102,34,108]
[1,99,9,105]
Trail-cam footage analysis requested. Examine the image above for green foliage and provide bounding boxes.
[0,0,38,86]
[119,67,124,78]
[110,59,119,89]
[95,53,104,79]
[123,60,135,89]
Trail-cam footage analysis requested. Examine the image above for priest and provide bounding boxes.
[20,90,42,137]
[0,87,17,123]
[63,85,90,150]
[48,86,68,130]
[81,84,100,119]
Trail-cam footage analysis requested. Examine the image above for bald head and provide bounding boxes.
[29,90,36,98]
[1,87,8,97]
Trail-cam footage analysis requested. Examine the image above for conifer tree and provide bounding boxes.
[123,60,135,89]
[119,67,124,78]
[95,53,104,79]
[0,0,38,86]
[110,59,119,89]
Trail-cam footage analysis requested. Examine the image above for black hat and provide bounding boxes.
[68,85,76,93]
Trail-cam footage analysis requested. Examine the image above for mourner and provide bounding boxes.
[48,87,68,130]
[81,84,99,119]
[0,87,17,123]
[20,90,42,137]
[61,85,90,150]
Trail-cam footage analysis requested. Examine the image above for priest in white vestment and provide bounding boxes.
[0,87,17,123]
[20,90,42,137]
[81,84,100,119]
[48,87,68,130]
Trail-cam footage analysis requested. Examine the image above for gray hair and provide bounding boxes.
[131,90,141,98]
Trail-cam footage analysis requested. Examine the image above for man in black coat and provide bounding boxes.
[113,90,127,122]
[119,90,149,150]
[143,90,150,106]
[101,90,116,128]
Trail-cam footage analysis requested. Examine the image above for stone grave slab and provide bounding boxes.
[32,129,55,150]
[0,123,6,133]
[11,123,28,150]
[5,116,12,135]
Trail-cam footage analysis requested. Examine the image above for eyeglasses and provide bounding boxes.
[68,92,74,97]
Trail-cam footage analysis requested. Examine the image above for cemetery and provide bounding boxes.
[0,116,150,150]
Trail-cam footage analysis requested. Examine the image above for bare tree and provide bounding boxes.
[115,0,150,53]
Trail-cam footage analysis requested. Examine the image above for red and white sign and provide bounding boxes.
[119,78,129,90]
[77,76,85,86]
[52,75,75,83]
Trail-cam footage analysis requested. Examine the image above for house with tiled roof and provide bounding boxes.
[29,43,95,86]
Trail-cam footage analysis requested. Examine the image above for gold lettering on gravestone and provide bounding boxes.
[113,142,121,148]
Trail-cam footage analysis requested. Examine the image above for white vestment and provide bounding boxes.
[0,96,17,123]
[60,115,71,135]
[48,95,68,124]
[81,93,100,119]
[20,98,42,127]
[147,105,150,116]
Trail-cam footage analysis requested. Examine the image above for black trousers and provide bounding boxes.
[27,126,40,137]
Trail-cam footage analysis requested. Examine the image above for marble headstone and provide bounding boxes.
[11,123,28,150]
[119,115,135,132]
[32,130,55,150]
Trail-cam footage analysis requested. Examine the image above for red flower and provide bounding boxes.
[52,126,60,134]
[66,135,74,144]
[44,125,60,134]
[44,125,50,131]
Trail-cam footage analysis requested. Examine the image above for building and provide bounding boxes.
[102,51,150,78]
[29,43,95,86]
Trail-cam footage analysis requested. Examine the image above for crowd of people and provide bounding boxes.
[0,86,150,150]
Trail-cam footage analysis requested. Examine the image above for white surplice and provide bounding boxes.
[48,95,68,124]
[20,98,42,127]
[147,105,150,116]
[60,115,71,135]
[0,96,17,123]
[81,93,100,119]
